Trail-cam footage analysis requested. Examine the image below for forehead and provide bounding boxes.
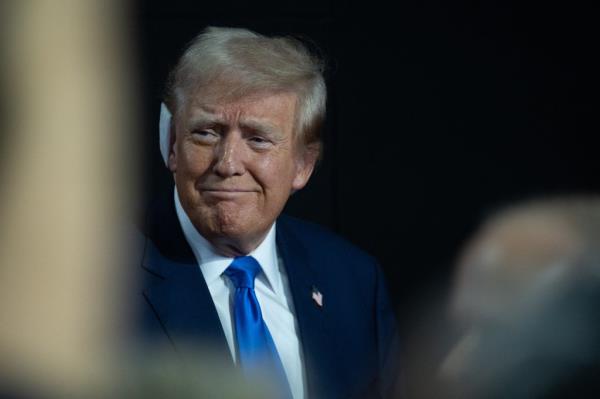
[184,89,298,131]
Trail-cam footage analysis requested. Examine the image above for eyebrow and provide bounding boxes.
[239,119,282,137]
[187,108,283,138]
[187,110,222,128]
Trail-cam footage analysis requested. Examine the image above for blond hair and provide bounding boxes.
[165,26,326,154]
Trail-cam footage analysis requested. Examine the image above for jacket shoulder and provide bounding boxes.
[276,214,379,273]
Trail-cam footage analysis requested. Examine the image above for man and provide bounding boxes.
[137,27,398,399]
[437,197,600,399]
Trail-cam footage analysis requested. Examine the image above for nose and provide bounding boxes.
[212,132,247,177]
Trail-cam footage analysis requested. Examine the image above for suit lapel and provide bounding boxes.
[140,191,231,361]
[276,217,345,399]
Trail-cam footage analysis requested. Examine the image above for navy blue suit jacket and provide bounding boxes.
[136,192,399,399]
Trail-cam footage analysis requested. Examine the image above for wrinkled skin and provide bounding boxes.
[169,90,317,257]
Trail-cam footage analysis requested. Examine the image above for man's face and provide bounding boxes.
[169,90,316,254]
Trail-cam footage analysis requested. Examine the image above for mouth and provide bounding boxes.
[200,188,257,199]
[202,188,257,193]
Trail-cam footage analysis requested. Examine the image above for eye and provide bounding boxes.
[191,129,219,144]
[248,136,273,149]
[250,136,268,143]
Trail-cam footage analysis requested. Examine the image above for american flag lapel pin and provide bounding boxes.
[311,286,323,308]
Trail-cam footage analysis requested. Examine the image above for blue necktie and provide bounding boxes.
[224,256,292,398]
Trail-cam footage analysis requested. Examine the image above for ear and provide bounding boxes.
[291,143,320,191]
[167,121,178,173]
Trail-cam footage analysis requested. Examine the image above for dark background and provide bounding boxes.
[131,0,599,328]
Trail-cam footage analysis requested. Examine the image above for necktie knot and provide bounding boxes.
[224,256,261,289]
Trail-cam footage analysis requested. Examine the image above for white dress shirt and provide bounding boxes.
[174,189,306,399]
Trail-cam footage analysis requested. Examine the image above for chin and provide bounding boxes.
[209,206,257,238]
[191,201,273,249]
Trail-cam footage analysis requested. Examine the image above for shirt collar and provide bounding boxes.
[174,188,281,294]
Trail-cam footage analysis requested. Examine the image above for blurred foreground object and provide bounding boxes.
[0,0,137,397]
[442,197,600,398]
[0,3,319,398]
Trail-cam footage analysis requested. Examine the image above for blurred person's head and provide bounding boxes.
[440,197,600,399]
[163,27,324,256]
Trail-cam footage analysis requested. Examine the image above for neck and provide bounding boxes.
[208,232,269,258]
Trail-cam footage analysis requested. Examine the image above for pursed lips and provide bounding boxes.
[199,187,259,198]
[200,188,258,192]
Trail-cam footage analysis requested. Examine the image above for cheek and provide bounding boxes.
[256,153,297,180]
[257,167,291,193]
[178,144,214,176]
